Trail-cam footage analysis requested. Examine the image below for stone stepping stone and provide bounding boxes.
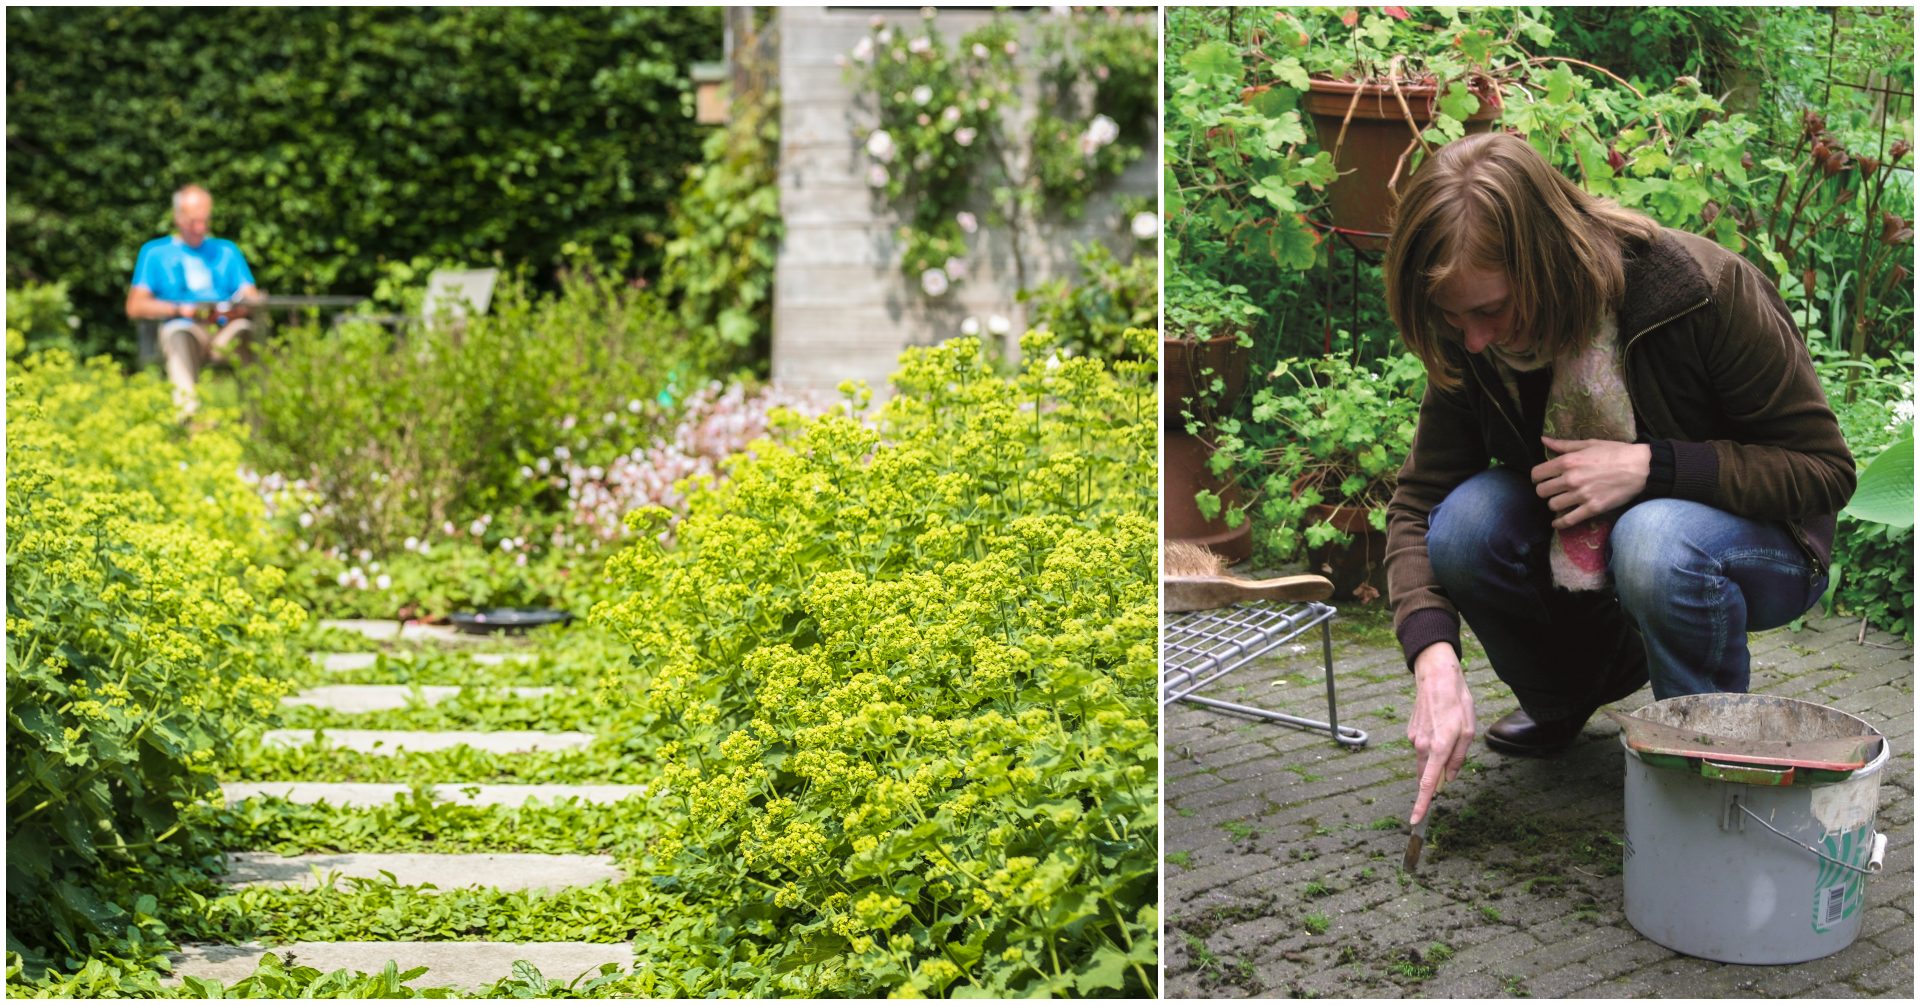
[168,941,634,992]
[221,782,647,808]
[222,852,624,891]
[471,652,535,666]
[318,620,492,645]
[282,685,555,713]
[310,652,537,672]
[259,729,594,754]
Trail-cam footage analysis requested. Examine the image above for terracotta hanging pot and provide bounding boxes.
[1164,429,1252,563]
[1303,77,1502,250]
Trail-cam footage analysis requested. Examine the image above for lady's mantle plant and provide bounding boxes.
[845,8,1156,301]
[596,329,1158,996]
[6,352,303,975]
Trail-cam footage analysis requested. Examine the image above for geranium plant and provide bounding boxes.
[1204,350,1426,565]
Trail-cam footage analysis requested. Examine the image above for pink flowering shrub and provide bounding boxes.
[559,381,838,543]
[260,379,841,618]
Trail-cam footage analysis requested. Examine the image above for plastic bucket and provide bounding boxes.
[1620,694,1890,964]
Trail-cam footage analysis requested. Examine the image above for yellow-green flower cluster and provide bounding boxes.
[7,351,304,967]
[599,329,1159,997]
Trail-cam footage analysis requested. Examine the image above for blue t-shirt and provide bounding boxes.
[130,236,256,303]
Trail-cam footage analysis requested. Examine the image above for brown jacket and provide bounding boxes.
[1386,228,1857,666]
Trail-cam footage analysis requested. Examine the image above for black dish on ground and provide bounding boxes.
[449,608,573,635]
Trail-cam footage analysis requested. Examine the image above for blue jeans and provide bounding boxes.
[1427,468,1827,720]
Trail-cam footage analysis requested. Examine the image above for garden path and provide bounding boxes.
[168,621,646,993]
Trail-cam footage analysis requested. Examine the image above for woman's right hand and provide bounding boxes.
[1409,641,1477,825]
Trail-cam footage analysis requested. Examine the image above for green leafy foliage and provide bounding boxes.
[4,7,720,355]
[238,268,711,558]
[659,19,782,368]
[1845,432,1914,528]
[1204,352,1426,567]
[1817,348,1915,638]
[6,353,304,973]
[1019,239,1159,361]
[173,875,662,947]
[4,282,78,357]
[194,792,654,861]
[273,687,608,734]
[595,330,1159,996]
[224,736,647,787]
[7,950,461,999]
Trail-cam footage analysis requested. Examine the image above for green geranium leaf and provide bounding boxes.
[1543,63,1578,105]
[1437,81,1480,122]
[1182,41,1240,85]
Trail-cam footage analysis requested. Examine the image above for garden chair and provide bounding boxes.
[341,268,498,336]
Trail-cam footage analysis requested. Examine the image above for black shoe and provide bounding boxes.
[1484,707,1590,756]
[1485,655,1650,757]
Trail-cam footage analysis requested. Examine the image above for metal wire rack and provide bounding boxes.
[1162,601,1368,748]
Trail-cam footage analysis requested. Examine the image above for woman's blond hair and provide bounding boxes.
[1383,132,1661,390]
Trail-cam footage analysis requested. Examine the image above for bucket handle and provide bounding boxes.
[1738,804,1886,877]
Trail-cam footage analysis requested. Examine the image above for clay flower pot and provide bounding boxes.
[1164,429,1252,563]
[1161,332,1252,432]
[1302,502,1387,602]
[1303,77,1502,249]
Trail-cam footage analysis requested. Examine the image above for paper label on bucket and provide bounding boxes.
[1810,824,1871,934]
[1818,883,1848,929]
[1810,781,1876,836]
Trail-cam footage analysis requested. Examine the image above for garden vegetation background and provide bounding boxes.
[1166,5,1913,638]
[4,6,721,357]
[7,5,1160,997]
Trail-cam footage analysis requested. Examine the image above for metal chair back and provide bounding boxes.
[419,269,498,325]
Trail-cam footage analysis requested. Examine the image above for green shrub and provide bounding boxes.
[5,7,720,354]
[1818,346,1915,638]
[4,282,78,358]
[5,352,304,975]
[254,375,836,620]
[239,268,714,556]
[1020,240,1159,362]
[595,330,1159,996]
[659,18,781,370]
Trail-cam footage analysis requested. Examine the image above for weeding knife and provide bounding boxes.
[1404,810,1430,872]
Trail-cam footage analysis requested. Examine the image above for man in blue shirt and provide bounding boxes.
[126,184,260,416]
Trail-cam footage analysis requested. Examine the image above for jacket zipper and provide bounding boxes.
[1620,298,1710,361]
[1621,295,1824,583]
[1466,356,1534,465]
[1619,296,1709,434]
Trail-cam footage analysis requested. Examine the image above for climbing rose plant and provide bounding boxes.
[844,8,1156,301]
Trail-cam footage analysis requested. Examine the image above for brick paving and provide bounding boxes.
[1164,607,1914,998]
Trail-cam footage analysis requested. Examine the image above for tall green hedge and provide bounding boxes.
[5,6,720,357]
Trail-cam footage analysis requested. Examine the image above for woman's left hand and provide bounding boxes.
[1532,436,1651,529]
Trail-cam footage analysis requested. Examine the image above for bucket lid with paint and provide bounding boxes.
[1613,693,1885,786]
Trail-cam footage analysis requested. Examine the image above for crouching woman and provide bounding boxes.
[1381,132,1855,824]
